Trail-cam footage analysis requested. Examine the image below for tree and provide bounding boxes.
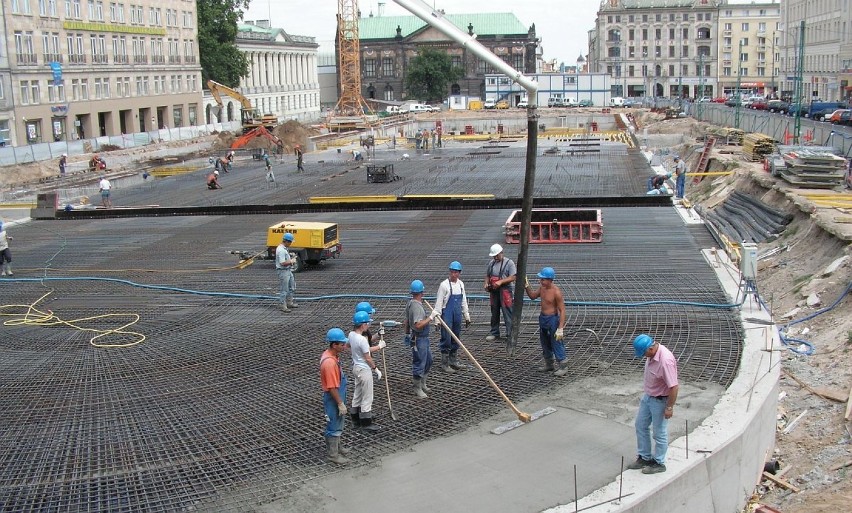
[197,0,250,87]
[405,48,464,103]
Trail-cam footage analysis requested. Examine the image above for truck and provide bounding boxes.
[207,79,279,134]
[264,221,342,271]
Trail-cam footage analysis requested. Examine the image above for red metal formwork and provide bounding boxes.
[504,208,603,244]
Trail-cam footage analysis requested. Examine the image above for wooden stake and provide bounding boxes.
[762,471,800,493]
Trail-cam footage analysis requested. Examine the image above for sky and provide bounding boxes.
[243,0,601,65]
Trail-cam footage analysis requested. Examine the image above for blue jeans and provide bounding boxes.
[412,335,433,378]
[277,268,295,304]
[635,394,669,464]
[538,313,566,361]
[322,370,347,438]
[676,174,685,198]
[489,292,513,338]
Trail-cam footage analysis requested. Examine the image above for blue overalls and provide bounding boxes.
[412,317,433,379]
[439,282,463,354]
[322,357,348,438]
[539,313,566,362]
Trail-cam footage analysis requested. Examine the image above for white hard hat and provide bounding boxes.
[214,170,219,175]
[489,243,504,257]
[62,153,67,157]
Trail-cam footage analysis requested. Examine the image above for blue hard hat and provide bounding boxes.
[355,301,376,315]
[633,334,654,357]
[537,267,556,280]
[326,328,348,343]
[410,280,425,293]
[283,233,294,242]
[449,261,462,272]
[353,311,372,325]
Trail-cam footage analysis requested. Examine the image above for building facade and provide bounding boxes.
[779,0,852,102]
[485,72,612,107]
[717,1,780,98]
[356,12,540,102]
[203,21,321,125]
[1,0,202,147]
[593,0,721,99]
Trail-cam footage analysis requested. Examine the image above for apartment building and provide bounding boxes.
[1,0,202,147]
[779,0,852,102]
[203,20,321,125]
[717,1,780,98]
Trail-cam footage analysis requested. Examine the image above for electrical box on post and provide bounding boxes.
[740,243,758,280]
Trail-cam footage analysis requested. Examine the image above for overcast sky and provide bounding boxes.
[243,0,600,64]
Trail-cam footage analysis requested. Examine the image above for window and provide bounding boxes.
[758,22,766,33]
[706,13,712,21]
[740,67,748,76]
[90,34,107,63]
[513,54,523,70]
[669,65,675,76]
[94,77,103,98]
[110,2,124,22]
[669,47,675,58]
[642,14,647,22]
[451,56,462,69]
[742,23,749,31]
[170,74,179,92]
[682,46,688,58]
[655,14,661,22]
[655,28,661,40]
[20,81,31,104]
[364,58,376,77]
[741,53,749,62]
[188,74,198,92]
[113,36,127,63]
[697,13,703,21]
[382,57,393,77]
[682,64,688,76]
[15,32,37,65]
[183,40,194,63]
[13,0,33,14]
[669,13,675,22]
[682,28,688,40]
[42,33,61,62]
[669,28,675,40]
[149,7,161,25]
[188,104,197,126]
[182,10,192,28]
[628,29,634,41]
[173,106,183,128]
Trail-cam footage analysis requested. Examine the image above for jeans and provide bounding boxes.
[676,174,685,198]
[277,268,295,304]
[539,313,566,361]
[635,394,669,464]
[412,336,433,378]
[489,294,513,338]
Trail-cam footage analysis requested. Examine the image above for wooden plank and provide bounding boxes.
[811,387,850,403]
[829,459,852,472]
[845,383,852,421]
[762,471,801,493]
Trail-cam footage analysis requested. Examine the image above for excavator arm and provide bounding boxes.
[230,126,285,153]
[207,80,253,110]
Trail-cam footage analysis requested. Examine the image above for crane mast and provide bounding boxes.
[335,0,371,118]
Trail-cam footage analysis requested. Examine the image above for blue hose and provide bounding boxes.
[777,280,852,355]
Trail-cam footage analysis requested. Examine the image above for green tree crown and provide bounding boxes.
[405,48,464,103]
[198,0,250,87]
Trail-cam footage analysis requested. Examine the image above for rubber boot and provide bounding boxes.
[338,441,351,456]
[360,414,381,432]
[440,353,455,373]
[537,358,555,372]
[413,378,428,399]
[554,360,569,377]
[326,436,350,464]
[0,264,6,277]
[5,264,10,276]
[279,303,290,313]
[448,351,463,370]
[350,406,361,428]
[287,298,299,309]
[421,373,432,393]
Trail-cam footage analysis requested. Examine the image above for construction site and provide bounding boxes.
[0,102,850,513]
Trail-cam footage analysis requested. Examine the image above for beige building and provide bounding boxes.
[779,0,852,102]
[203,21,321,125]
[1,0,203,147]
[592,0,720,99]
[717,0,780,98]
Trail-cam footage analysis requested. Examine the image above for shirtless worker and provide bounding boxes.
[524,267,569,376]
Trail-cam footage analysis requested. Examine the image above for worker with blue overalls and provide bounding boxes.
[524,267,569,376]
[405,280,433,399]
[320,327,351,465]
[673,155,687,199]
[275,233,298,312]
[430,261,471,373]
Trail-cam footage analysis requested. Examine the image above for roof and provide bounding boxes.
[237,23,317,45]
[359,13,528,40]
[601,0,720,9]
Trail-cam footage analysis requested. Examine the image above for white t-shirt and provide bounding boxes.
[99,178,111,191]
[0,230,9,251]
[348,331,371,370]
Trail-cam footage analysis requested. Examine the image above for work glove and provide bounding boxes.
[464,315,471,328]
[555,328,564,341]
[432,313,441,326]
[404,334,412,347]
[374,368,382,381]
[379,326,385,336]
[338,403,348,416]
[377,340,386,349]
[525,276,531,289]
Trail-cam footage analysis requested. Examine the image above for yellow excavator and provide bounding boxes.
[207,79,279,133]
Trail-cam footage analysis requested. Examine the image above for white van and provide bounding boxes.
[564,98,578,107]
[402,103,430,113]
[610,97,625,108]
[483,99,497,109]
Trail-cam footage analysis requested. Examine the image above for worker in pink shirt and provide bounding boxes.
[626,334,679,474]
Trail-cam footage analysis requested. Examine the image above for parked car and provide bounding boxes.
[766,100,789,113]
[712,97,728,103]
[807,101,847,119]
[813,107,841,122]
[578,99,593,107]
[547,97,565,108]
[610,97,625,107]
[750,99,769,110]
[724,97,741,107]
[828,109,850,123]
[483,99,497,109]
[517,99,529,108]
[697,97,712,103]
[564,98,579,107]
[787,103,810,117]
[624,98,644,107]
[495,100,509,109]
[836,110,852,126]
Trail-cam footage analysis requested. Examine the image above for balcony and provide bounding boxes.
[114,54,129,64]
[68,54,87,64]
[42,54,63,63]
[723,30,732,36]
[152,55,165,64]
[184,56,196,64]
[16,53,38,65]
[133,55,148,64]
[723,60,732,65]
[92,55,108,64]
[723,45,732,51]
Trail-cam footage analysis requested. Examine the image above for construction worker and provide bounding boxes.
[349,310,385,431]
[673,156,687,199]
[524,267,568,376]
[647,173,672,194]
[207,171,222,190]
[262,151,272,173]
[320,328,351,465]
[430,261,470,373]
[59,153,67,177]
[98,175,112,208]
[295,145,305,173]
[484,244,516,342]
[405,280,433,398]
[627,334,679,475]
[0,221,13,277]
[355,302,384,346]
[275,233,298,312]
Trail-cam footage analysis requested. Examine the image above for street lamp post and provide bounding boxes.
[735,38,744,129]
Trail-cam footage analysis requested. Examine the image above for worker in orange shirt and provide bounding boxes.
[320,328,351,464]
